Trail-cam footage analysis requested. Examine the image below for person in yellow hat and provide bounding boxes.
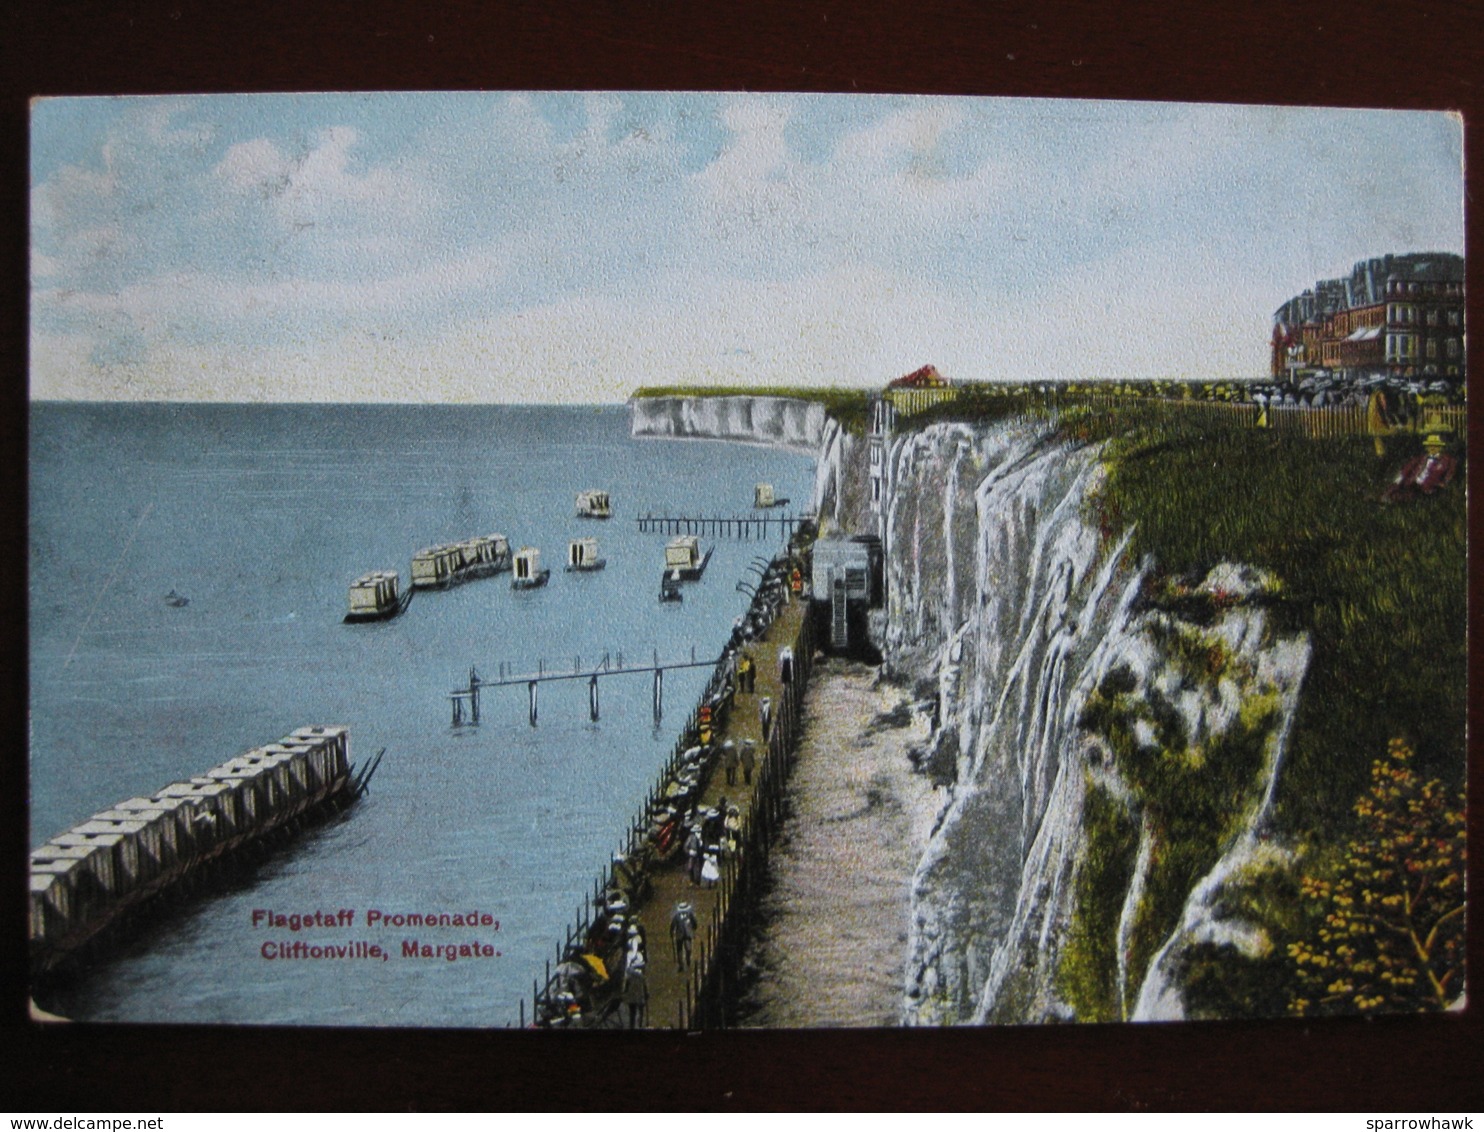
[1383,432,1457,503]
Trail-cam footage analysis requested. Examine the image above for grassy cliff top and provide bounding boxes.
[1072,401,1466,836]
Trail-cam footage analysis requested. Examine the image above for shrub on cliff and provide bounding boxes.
[1287,738,1466,1016]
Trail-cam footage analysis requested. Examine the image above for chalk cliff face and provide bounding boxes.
[630,394,831,452]
[630,395,864,529]
[629,396,1311,1023]
[846,417,1309,1024]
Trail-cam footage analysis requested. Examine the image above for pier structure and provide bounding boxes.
[29,727,379,977]
[636,511,814,540]
[524,536,816,1029]
[448,649,724,727]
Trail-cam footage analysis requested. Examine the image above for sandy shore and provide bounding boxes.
[736,656,940,1027]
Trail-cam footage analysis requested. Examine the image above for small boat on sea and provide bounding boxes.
[344,570,413,623]
[164,589,190,608]
[576,490,612,519]
[566,537,607,572]
[659,575,684,603]
[753,483,790,509]
[512,547,551,590]
[662,535,712,582]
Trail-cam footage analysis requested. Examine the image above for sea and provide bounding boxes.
[28,401,816,1027]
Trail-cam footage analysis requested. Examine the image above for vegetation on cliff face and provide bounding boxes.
[1082,408,1464,1019]
[1079,409,1466,834]
[1057,780,1141,1022]
[1068,656,1285,1015]
[630,385,873,434]
[1287,738,1466,1015]
[903,390,1465,1021]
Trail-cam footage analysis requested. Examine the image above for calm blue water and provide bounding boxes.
[29,402,815,1027]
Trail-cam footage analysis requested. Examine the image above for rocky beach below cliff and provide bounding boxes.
[735,658,938,1027]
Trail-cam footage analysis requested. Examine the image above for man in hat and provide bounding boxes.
[741,739,757,785]
[722,740,739,786]
[621,962,649,1029]
[760,695,773,741]
[684,824,704,885]
[670,901,697,970]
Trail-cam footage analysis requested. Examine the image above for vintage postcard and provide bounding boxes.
[28,93,1465,1029]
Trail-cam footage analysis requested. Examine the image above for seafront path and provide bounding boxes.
[628,587,811,1029]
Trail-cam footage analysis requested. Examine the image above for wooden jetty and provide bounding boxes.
[523,536,816,1029]
[637,511,813,540]
[449,648,723,727]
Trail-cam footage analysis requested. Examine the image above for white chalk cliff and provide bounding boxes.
[632,397,1310,1023]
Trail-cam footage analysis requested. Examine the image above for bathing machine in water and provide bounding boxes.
[753,482,790,508]
[344,571,412,622]
[512,547,551,590]
[575,489,612,519]
[566,537,607,572]
[662,535,712,582]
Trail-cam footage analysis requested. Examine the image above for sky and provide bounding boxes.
[29,93,1465,403]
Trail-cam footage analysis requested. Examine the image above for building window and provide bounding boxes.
[1447,338,1460,359]
[1427,339,1437,359]
[1448,310,1461,327]
[1427,309,1439,326]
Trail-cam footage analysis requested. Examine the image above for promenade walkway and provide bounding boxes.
[523,534,818,1029]
[631,590,811,1028]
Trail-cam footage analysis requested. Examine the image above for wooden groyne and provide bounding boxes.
[526,538,815,1029]
[29,726,379,977]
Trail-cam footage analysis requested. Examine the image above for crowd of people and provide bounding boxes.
[531,537,813,1029]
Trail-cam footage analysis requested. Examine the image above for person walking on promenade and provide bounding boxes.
[742,652,756,693]
[760,695,773,742]
[723,740,739,786]
[685,824,704,885]
[741,739,757,785]
[621,964,649,1030]
[670,901,697,970]
[625,923,647,975]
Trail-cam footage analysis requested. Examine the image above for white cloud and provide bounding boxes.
[29,94,1464,403]
[216,137,294,195]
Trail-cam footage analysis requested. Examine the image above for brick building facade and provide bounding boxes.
[1271,252,1465,384]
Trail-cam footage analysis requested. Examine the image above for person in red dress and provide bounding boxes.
[1383,434,1457,503]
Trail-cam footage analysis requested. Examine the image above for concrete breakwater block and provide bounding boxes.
[29,726,352,973]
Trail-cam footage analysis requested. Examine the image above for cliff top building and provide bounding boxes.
[1272,252,1465,387]
[884,364,958,416]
